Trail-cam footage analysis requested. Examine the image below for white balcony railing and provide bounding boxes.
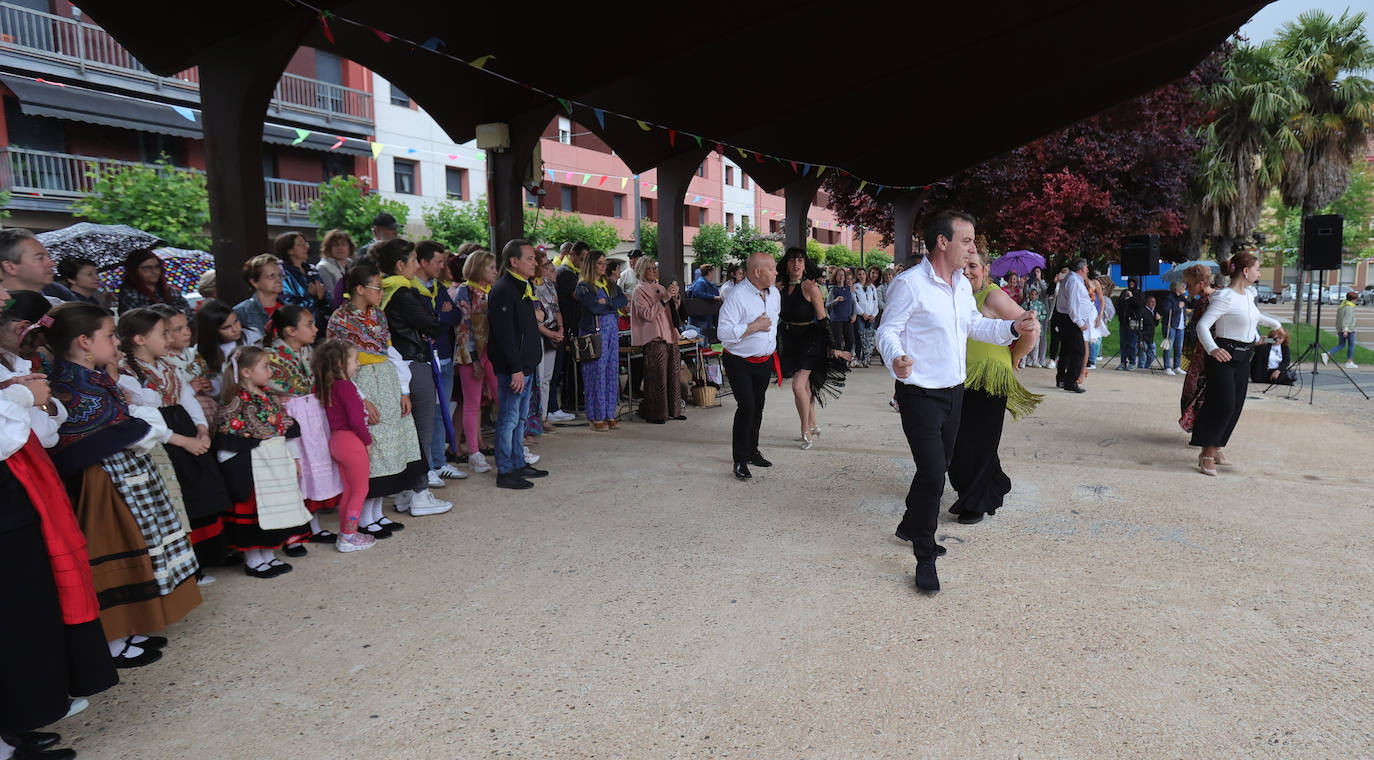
[0,2,371,124]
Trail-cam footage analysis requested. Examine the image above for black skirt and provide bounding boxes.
[161,405,231,564]
[0,461,117,733]
[778,319,848,406]
[947,387,1012,518]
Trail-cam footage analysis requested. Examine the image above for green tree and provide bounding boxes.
[638,222,658,257]
[690,223,732,269]
[1189,42,1302,258]
[825,244,860,267]
[309,175,409,244]
[729,222,779,259]
[1262,159,1374,263]
[1274,10,1374,316]
[805,238,826,262]
[537,211,621,252]
[72,158,209,249]
[859,250,893,268]
[422,199,489,249]
[0,189,10,220]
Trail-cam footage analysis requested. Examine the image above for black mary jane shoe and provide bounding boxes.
[359,522,393,539]
[376,518,405,532]
[11,744,76,760]
[307,530,338,544]
[282,544,308,558]
[266,560,294,577]
[111,639,163,669]
[244,562,278,579]
[17,731,61,750]
[130,635,168,650]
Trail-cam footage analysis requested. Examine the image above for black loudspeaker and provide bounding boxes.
[1120,235,1159,276]
[1302,214,1343,270]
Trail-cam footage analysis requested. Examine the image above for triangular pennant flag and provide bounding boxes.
[406,148,417,154]
[593,108,605,129]
[371,28,392,43]
[693,135,703,148]
[292,128,311,145]
[581,173,591,185]
[668,129,676,146]
[319,14,335,44]
[859,180,868,191]
[620,177,628,189]
[651,185,657,192]
[371,142,385,159]
[876,185,886,193]
[598,175,607,186]
[692,195,702,204]
[421,37,445,52]
[754,153,764,164]
[789,160,797,173]
[448,154,458,160]
[636,120,651,131]
[469,55,495,69]
[642,182,650,190]
[330,136,345,151]
[716,143,724,154]
[736,148,747,160]
[557,98,572,114]
[566,171,576,182]
[703,198,711,205]
[547,168,556,182]
[171,105,196,122]
[817,166,827,177]
[801,163,811,176]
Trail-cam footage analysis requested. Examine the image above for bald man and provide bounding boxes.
[716,252,782,480]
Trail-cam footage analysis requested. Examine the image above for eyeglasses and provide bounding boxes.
[364,285,383,291]
[137,263,164,272]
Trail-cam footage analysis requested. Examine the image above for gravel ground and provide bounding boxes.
[55,363,1374,759]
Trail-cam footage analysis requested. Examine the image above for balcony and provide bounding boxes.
[0,2,372,129]
[0,146,320,225]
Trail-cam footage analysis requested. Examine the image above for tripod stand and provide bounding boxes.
[1288,269,1368,404]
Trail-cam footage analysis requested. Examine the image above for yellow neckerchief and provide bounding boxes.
[554,254,567,268]
[508,271,535,300]
[595,277,609,292]
[380,274,414,309]
[413,276,438,306]
[464,279,491,295]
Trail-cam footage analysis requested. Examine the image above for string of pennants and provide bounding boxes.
[291,0,923,198]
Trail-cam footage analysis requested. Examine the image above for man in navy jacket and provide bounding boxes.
[487,238,548,490]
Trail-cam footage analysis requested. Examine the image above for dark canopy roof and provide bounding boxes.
[75,1,1267,193]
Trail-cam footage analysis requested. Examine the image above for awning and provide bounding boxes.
[0,73,371,157]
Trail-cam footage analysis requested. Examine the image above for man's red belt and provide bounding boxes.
[725,349,782,386]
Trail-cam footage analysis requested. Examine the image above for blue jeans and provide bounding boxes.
[1138,333,1156,368]
[429,358,454,469]
[494,372,533,475]
[1088,339,1101,366]
[1165,327,1184,369]
[1331,332,1356,360]
[1119,329,1137,369]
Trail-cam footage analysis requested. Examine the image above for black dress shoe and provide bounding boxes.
[1055,379,1064,388]
[244,563,278,579]
[956,512,984,525]
[496,473,534,490]
[893,527,947,556]
[915,558,940,593]
[359,522,393,539]
[132,635,168,650]
[266,561,293,577]
[18,731,61,750]
[672,415,687,421]
[282,544,308,558]
[518,465,548,478]
[733,462,752,480]
[376,518,404,532]
[1062,383,1086,393]
[748,453,772,467]
[308,530,338,544]
[112,642,163,668]
[12,745,76,760]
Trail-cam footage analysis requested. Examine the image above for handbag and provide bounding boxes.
[572,327,602,362]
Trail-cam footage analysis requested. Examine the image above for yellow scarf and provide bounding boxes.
[381,274,415,309]
[413,276,437,304]
[464,279,491,295]
[595,278,609,291]
[509,271,535,301]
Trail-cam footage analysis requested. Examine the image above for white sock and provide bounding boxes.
[244,548,271,569]
[364,498,382,525]
[108,637,143,658]
[264,549,283,566]
[309,515,323,534]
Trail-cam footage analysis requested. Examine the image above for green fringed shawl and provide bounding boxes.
[966,284,1043,420]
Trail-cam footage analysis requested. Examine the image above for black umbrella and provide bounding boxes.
[35,223,166,269]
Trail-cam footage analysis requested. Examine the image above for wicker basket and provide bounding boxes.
[690,384,718,407]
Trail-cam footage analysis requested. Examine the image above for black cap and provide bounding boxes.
[373,212,398,230]
[627,249,644,259]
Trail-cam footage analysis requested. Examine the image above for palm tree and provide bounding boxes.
[1189,42,1303,259]
[1274,10,1374,320]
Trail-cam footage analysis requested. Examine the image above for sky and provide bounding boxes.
[1238,0,1374,41]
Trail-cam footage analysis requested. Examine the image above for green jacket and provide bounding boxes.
[1336,299,1357,334]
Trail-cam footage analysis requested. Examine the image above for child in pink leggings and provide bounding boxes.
[312,340,376,553]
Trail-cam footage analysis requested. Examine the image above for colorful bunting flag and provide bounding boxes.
[292,128,311,145]
[319,13,335,44]
[547,168,556,182]
[421,37,445,52]
[637,120,651,131]
[651,185,657,192]
[593,108,606,129]
[789,160,797,173]
[469,55,494,69]
[581,173,591,185]
[448,154,458,160]
[171,106,196,122]
[371,142,385,159]
[371,28,392,43]
[801,163,811,176]
[692,195,701,204]
[817,166,828,177]
[620,177,628,189]
[669,129,676,146]
[858,180,867,191]
[693,135,703,148]
[598,175,607,186]
[406,148,417,154]
[557,98,572,114]
[329,136,345,151]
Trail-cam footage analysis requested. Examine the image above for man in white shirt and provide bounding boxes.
[717,252,782,480]
[1051,257,1095,393]
[877,210,1036,593]
[618,249,643,300]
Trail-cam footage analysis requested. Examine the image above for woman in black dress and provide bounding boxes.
[776,247,851,450]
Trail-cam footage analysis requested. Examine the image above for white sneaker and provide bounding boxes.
[549,410,576,423]
[523,446,540,465]
[408,490,453,517]
[1164,368,1176,376]
[468,451,491,473]
[336,532,376,552]
[427,470,445,488]
[65,697,89,718]
[1344,361,1358,369]
[436,464,468,479]
[393,490,412,513]
[197,574,217,586]
[1321,353,1329,365]
[1048,359,1057,369]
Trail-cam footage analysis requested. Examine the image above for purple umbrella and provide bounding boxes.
[989,250,1046,278]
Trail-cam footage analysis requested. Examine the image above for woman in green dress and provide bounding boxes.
[948,252,1043,525]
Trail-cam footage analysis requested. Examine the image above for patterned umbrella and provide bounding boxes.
[1162,259,1219,284]
[35,223,166,269]
[989,250,1046,278]
[98,247,214,297]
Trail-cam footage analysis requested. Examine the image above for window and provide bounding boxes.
[769,220,780,233]
[525,189,539,206]
[698,207,708,226]
[696,162,706,178]
[725,166,734,186]
[741,214,750,230]
[613,194,624,218]
[640,198,653,219]
[741,174,749,190]
[393,159,417,195]
[445,167,465,200]
[557,117,571,145]
[390,83,411,107]
[561,186,574,212]
[725,212,734,231]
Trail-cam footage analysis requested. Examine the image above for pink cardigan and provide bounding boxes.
[631,281,680,346]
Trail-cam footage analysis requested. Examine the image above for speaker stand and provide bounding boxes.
[1294,270,1369,404]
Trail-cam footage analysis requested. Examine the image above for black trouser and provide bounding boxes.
[1052,311,1084,386]
[723,352,774,464]
[830,318,854,353]
[1190,342,1252,448]
[894,382,963,560]
[1048,311,1061,360]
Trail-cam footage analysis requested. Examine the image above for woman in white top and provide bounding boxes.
[1191,251,1285,475]
[852,269,879,367]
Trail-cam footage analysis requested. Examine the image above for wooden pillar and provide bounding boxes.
[891,191,923,267]
[197,28,307,304]
[783,176,822,252]
[654,147,711,287]
[485,110,552,255]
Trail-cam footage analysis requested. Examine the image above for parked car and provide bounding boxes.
[1282,284,1295,303]
[1256,284,1278,303]
[1327,286,1346,305]
[1360,286,1374,306]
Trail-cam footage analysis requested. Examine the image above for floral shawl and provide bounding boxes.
[267,341,313,397]
[214,388,293,440]
[327,303,391,359]
[119,355,184,407]
[51,360,134,452]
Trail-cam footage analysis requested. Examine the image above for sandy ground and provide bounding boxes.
[54,363,1374,759]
